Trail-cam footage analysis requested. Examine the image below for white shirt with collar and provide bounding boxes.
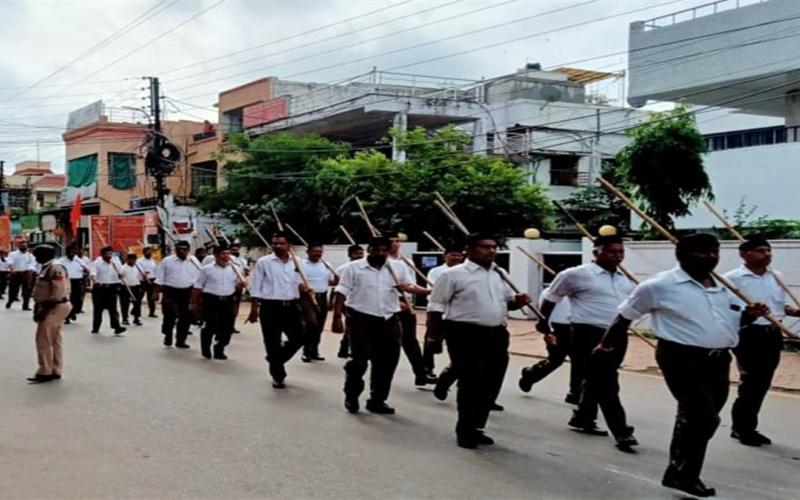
[619,266,742,349]
[137,256,158,280]
[202,255,215,266]
[59,256,86,279]
[335,257,404,319]
[428,260,515,327]
[250,253,301,300]
[195,261,239,297]
[232,254,249,273]
[120,264,142,287]
[542,262,635,329]
[427,264,453,285]
[9,250,35,272]
[303,259,333,293]
[0,255,9,272]
[724,265,788,326]
[155,255,201,289]
[91,257,123,285]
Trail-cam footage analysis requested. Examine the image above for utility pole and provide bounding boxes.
[0,160,5,214]
[147,76,167,257]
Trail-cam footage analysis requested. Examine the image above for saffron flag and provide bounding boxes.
[70,194,82,230]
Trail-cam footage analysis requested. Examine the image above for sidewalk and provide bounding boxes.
[409,311,800,392]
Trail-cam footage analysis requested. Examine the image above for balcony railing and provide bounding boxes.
[704,125,800,151]
[192,130,216,142]
[642,0,768,31]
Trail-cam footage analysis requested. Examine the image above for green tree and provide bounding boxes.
[617,105,712,230]
[559,161,631,234]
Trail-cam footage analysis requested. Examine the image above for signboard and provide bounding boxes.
[41,215,57,232]
[90,215,110,259]
[110,215,144,255]
[66,100,104,131]
[242,97,288,128]
[0,216,10,250]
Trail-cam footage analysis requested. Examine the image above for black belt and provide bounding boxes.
[346,306,396,322]
[260,298,298,307]
[659,339,729,358]
[203,292,235,301]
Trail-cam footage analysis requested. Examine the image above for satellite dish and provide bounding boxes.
[541,85,562,102]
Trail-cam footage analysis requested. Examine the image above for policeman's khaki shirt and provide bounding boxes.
[33,261,70,304]
[428,260,515,328]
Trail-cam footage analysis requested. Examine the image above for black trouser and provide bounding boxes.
[444,320,509,437]
[119,285,142,322]
[258,299,306,382]
[7,271,33,308]
[68,278,85,319]
[142,279,157,316]
[399,308,426,377]
[344,308,401,404]
[569,323,606,414]
[161,286,193,345]
[92,284,121,331]
[732,324,783,434]
[0,270,8,297]
[522,323,579,396]
[300,292,328,357]
[656,339,730,482]
[201,293,237,356]
[573,332,630,439]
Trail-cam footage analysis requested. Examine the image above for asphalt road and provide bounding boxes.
[1,304,799,499]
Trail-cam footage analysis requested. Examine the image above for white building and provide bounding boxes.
[627,0,800,228]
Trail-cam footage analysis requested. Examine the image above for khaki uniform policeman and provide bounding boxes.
[29,245,72,383]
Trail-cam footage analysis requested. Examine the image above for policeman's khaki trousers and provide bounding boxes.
[35,303,72,375]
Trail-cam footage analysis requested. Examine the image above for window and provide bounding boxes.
[191,161,217,198]
[549,155,579,186]
[67,154,98,187]
[108,153,136,190]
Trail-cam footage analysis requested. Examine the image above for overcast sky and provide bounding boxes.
[0,0,732,172]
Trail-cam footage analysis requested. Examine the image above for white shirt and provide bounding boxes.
[231,254,249,274]
[156,255,201,289]
[250,254,301,300]
[427,264,452,285]
[91,257,123,285]
[202,255,215,266]
[303,259,333,293]
[59,256,86,279]
[335,258,404,319]
[195,262,239,297]
[543,263,635,328]
[9,250,35,272]
[619,267,742,349]
[120,264,142,287]
[428,260,515,327]
[550,295,572,325]
[724,265,788,326]
[137,257,158,280]
[0,255,9,272]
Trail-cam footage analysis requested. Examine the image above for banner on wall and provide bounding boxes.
[0,216,10,250]
[90,215,110,259]
[110,215,145,255]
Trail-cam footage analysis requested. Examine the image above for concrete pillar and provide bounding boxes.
[785,89,800,128]
[471,120,486,155]
[392,111,408,163]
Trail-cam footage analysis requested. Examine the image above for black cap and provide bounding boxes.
[739,236,771,252]
[369,235,392,248]
[100,245,113,253]
[593,235,624,247]
[676,233,719,254]
[174,240,190,249]
[213,244,229,254]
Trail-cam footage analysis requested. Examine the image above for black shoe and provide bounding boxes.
[731,429,770,446]
[233,329,241,334]
[365,400,395,414]
[301,354,312,363]
[344,397,359,414]
[22,306,31,311]
[568,416,609,436]
[201,350,212,360]
[490,403,504,412]
[337,349,349,359]
[27,374,56,383]
[4,302,10,309]
[133,319,142,326]
[114,327,127,335]
[565,393,580,405]
[615,430,639,452]
[457,435,478,449]
[163,336,173,347]
[64,319,71,325]
[272,379,286,389]
[122,320,130,325]
[475,431,495,445]
[91,330,99,334]
[149,314,158,318]
[519,367,534,393]
[311,354,325,361]
[175,343,190,349]
[662,469,716,498]
[69,314,77,321]
[415,374,437,386]
[433,381,449,401]
[213,352,228,360]
[51,374,61,380]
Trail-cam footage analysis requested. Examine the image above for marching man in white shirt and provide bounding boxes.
[6,241,36,311]
[247,231,309,389]
[725,236,800,447]
[526,235,636,446]
[600,234,768,498]
[119,253,144,326]
[90,246,126,335]
[192,244,243,360]
[334,244,364,359]
[300,242,337,362]
[155,240,200,348]
[0,248,10,299]
[58,245,89,325]
[332,235,414,415]
[137,246,159,318]
[426,233,530,449]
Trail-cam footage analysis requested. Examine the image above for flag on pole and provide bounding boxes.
[70,194,82,230]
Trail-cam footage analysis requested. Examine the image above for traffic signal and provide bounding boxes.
[145,135,181,176]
